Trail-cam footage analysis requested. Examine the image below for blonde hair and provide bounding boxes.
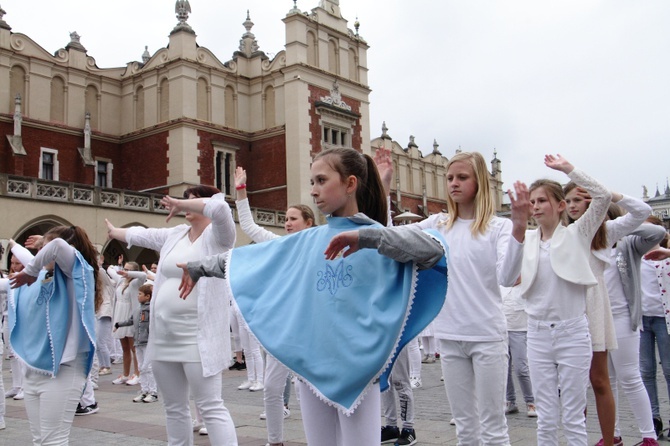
[442,152,495,235]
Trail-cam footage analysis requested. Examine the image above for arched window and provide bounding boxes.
[197,77,209,121]
[85,84,99,129]
[159,78,169,122]
[135,86,145,130]
[224,85,236,128]
[306,31,318,67]
[328,39,339,74]
[50,76,65,123]
[264,85,275,128]
[9,65,26,114]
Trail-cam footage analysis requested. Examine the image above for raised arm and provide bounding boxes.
[236,198,280,243]
[605,194,652,245]
[545,154,611,241]
[10,240,34,267]
[10,238,76,288]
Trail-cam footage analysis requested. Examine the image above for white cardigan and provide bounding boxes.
[125,193,236,377]
[519,169,612,298]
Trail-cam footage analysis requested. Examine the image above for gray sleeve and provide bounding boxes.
[629,224,667,257]
[358,225,444,270]
[186,253,227,282]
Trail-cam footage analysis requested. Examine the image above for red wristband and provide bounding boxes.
[235,184,247,190]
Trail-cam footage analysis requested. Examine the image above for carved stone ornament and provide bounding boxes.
[319,80,351,111]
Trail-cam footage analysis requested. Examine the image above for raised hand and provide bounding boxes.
[234,166,247,187]
[544,154,574,174]
[324,230,360,260]
[508,181,531,242]
[25,235,44,250]
[161,196,183,222]
[373,147,393,195]
[177,263,196,299]
[572,186,592,203]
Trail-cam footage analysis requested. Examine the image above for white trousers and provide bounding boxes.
[0,338,5,420]
[239,324,263,383]
[264,356,290,443]
[439,339,510,446]
[382,347,415,429]
[408,338,422,379]
[609,312,656,439]
[23,353,88,446]
[527,316,592,446]
[80,354,99,407]
[152,360,237,446]
[297,380,380,446]
[136,346,157,394]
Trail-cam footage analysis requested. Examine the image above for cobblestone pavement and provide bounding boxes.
[2,356,670,445]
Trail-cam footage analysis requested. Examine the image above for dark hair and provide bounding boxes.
[138,283,153,297]
[564,181,608,251]
[43,226,101,312]
[313,147,387,226]
[183,185,220,199]
[288,204,317,226]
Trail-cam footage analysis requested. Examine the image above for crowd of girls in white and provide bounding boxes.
[2,148,669,446]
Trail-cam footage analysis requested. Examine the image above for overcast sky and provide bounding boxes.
[3,0,669,198]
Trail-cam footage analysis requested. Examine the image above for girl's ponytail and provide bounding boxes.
[359,154,388,227]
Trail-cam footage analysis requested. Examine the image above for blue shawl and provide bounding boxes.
[9,251,97,377]
[226,216,447,414]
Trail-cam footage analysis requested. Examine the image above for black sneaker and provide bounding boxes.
[228,361,247,370]
[654,417,663,438]
[381,425,400,444]
[75,402,99,416]
[395,427,417,446]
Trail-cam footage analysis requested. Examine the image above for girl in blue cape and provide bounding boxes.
[177,147,449,446]
[9,226,99,446]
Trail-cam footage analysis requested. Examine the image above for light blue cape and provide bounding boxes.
[226,216,447,414]
[9,251,97,377]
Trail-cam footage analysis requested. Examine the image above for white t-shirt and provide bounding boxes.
[604,248,630,317]
[413,214,523,342]
[524,240,586,321]
[153,234,202,361]
[641,258,664,317]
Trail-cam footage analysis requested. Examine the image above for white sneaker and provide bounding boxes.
[450,418,456,426]
[143,393,159,403]
[126,375,140,386]
[527,403,537,417]
[410,376,422,389]
[4,387,20,398]
[13,389,24,400]
[283,407,291,419]
[112,375,129,385]
[192,419,204,432]
[133,393,148,403]
[421,354,436,364]
[237,380,253,390]
[249,381,264,392]
[259,411,267,420]
[199,427,208,435]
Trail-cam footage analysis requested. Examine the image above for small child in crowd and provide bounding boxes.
[114,284,157,403]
